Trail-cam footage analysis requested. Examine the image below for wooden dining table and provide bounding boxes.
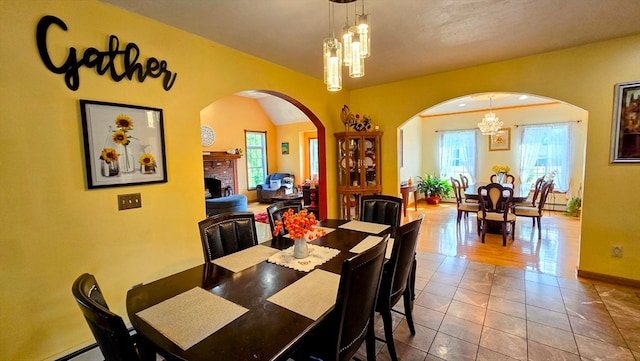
[126,219,392,361]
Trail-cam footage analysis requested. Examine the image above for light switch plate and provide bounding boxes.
[118,193,141,210]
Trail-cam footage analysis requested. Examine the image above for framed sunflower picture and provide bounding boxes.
[80,100,168,189]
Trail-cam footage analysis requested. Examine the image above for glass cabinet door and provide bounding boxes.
[362,136,378,188]
[338,136,362,188]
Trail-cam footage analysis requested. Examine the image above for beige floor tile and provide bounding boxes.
[619,327,640,352]
[416,291,452,313]
[487,296,526,319]
[375,340,429,361]
[476,346,519,361]
[527,321,578,354]
[462,269,495,282]
[526,304,571,331]
[430,271,463,286]
[453,288,490,308]
[568,315,627,347]
[526,292,566,313]
[525,281,563,299]
[525,271,559,287]
[411,304,446,330]
[527,340,581,361]
[484,310,527,338]
[447,300,486,325]
[490,285,526,303]
[439,314,483,344]
[595,285,640,305]
[429,332,478,361]
[609,311,640,332]
[564,300,616,326]
[574,334,636,361]
[494,266,525,279]
[458,278,493,295]
[479,326,527,360]
[392,319,437,353]
[492,274,526,290]
[424,280,458,298]
[560,286,601,304]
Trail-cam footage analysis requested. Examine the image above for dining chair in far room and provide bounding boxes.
[513,181,555,239]
[514,176,545,207]
[490,173,516,185]
[459,174,478,203]
[198,212,259,262]
[359,194,402,228]
[266,200,304,237]
[293,235,389,361]
[375,216,423,361]
[477,183,516,246]
[72,273,155,361]
[451,178,480,224]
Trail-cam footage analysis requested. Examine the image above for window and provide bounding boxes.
[245,131,267,190]
[309,138,319,180]
[439,130,477,181]
[519,124,570,192]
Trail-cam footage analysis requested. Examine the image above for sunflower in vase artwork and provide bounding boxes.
[139,153,156,174]
[99,147,120,176]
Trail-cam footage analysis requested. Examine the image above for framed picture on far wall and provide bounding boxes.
[610,80,640,163]
[281,142,289,155]
[489,128,511,151]
[80,100,168,189]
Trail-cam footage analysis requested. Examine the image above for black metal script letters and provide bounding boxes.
[36,15,177,91]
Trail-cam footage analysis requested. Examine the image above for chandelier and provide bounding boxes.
[477,95,503,135]
[324,0,371,91]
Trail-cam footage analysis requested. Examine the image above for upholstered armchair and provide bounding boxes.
[255,173,295,203]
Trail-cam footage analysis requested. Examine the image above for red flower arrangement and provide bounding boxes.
[273,209,326,240]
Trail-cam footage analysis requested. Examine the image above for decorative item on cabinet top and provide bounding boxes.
[339,105,375,132]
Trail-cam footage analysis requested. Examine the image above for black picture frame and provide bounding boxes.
[80,100,168,188]
[610,80,640,163]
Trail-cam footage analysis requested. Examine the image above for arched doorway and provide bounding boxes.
[398,92,587,277]
[200,90,327,219]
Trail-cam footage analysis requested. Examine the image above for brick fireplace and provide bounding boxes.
[203,151,242,198]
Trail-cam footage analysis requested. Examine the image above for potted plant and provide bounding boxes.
[565,196,582,217]
[416,174,452,204]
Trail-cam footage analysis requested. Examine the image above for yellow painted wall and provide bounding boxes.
[276,122,317,185]
[1,1,638,359]
[350,36,640,282]
[0,1,347,359]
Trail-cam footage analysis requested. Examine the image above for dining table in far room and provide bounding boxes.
[126,219,394,361]
[464,182,530,203]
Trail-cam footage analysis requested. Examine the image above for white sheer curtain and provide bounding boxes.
[519,123,571,192]
[439,130,476,181]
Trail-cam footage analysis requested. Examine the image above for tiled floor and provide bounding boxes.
[251,200,640,361]
[357,251,640,361]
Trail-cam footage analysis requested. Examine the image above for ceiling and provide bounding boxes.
[99,0,640,124]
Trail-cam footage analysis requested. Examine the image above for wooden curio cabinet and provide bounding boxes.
[334,131,382,220]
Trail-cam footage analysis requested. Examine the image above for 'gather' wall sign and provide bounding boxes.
[36,15,177,92]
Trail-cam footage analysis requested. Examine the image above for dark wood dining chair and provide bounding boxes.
[490,173,516,185]
[477,183,516,246]
[375,216,423,361]
[513,181,554,239]
[359,194,402,228]
[515,176,545,207]
[266,200,303,237]
[198,212,258,262]
[451,178,480,224]
[294,235,389,361]
[72,273,155,361]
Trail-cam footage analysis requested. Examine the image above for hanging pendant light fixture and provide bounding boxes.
[477,95,503,135]
[356,0,370,58]
[325,0,371,90]
[323,2,342,91]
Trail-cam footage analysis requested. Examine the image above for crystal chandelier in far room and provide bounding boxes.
[477,95,503,135]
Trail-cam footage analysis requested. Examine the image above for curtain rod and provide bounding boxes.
[513,120,581,128]
[434,128,478,133]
